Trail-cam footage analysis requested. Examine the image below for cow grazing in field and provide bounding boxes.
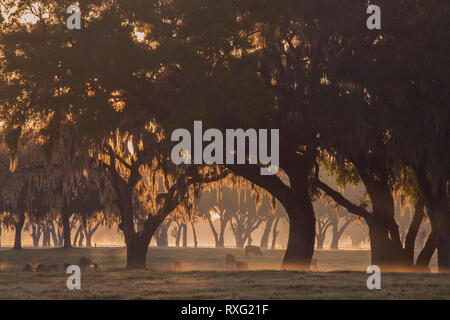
[36,264,50,273]
[79,257,92,271]
[225,254,237,267]
[235,261,248,271]
[23,264,33,272]
[173,261,183,271]
[244,245,262,258]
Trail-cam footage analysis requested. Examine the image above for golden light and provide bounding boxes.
[135,32,145,42]
[209,209,220,220]
[127,140,134,156]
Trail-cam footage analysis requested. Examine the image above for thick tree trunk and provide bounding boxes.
[281,191,316,270]
[415,230,437,271]
[62,210,72,249]
[404,199,425,264]
[367,216,408,271]
[124,233,152,270]
[13,211,25,250]
[116,183,153,270]
[434,197,450,272]
[437,234,450,272]
[414,168,450,272]
[357,158,410,271]
[0,225,2,247]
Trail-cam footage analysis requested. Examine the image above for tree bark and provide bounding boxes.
[155,220,170,247]
[83,222,101,248]
[48,222,59,247]
[182,223,188,248]
[415,167,450,272]
[260,215,275,250]
[329,218,353,250]
[354,154,409,271]
[329,223,339,249]
[191,222,198,248]
[415,230,437,271]
[271,215,280,249]
[235,237,245,249]
[31,224,42,247]
[13,211,25,250]
[433,195,450,272]
[316,217,331,250]
[78,230,84,247]
[175,224,182,247]
[207,214,228,248]
[85,232,92,248]
[73,225,81,247]
[316,233,325,249]
[116,181,152,270]
[281,192,316,270]
[62,210,72,249]
[404,198,425,265]
[124,233,152,270]
[368,218,406,269]
[228,149,317,270]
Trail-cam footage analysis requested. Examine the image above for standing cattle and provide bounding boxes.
[36,264,50,273]
[244,245,262,258]
[79,257,92,271]
[23,264,33,272]
[225,254,237,267]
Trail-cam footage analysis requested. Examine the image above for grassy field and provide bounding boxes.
[0,247,448,299]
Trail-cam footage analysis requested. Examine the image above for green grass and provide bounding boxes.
[0,247,448,299]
